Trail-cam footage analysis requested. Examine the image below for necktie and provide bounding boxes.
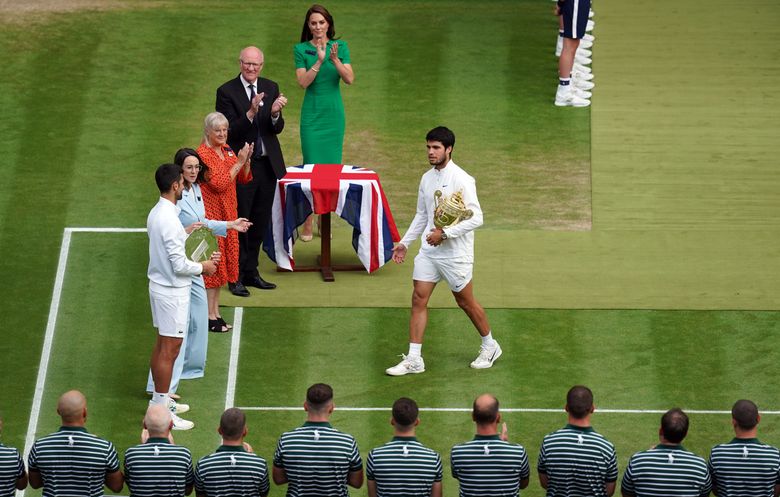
[248,84,265,156]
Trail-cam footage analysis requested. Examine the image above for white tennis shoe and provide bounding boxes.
[470,342,503,369]
[386,354,425,376]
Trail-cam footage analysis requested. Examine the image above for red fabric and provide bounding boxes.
[197,143,252,288]
[284,164,380,215]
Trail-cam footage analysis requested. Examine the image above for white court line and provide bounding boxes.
[18,226,780,497]
[225,307,244,410]
[18,227,148,497]
[237,406,780,415]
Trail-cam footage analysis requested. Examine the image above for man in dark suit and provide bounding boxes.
[216,46,287,296]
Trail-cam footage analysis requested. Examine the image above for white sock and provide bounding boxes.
[481,332,496,348]
[408,343,422,358]
[152,392,168,405]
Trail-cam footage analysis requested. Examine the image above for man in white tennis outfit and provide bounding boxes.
[386,126,501,376]
[147,163,218,430]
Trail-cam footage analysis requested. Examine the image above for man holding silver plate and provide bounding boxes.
[386,127,501,376]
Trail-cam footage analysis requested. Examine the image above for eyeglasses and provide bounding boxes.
[240,61,262,68]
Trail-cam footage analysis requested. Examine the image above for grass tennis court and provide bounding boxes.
[1,0,780,496]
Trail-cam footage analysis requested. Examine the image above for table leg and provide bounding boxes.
[318,213,335,282]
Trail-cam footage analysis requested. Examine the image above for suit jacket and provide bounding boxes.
[215,75,286,179]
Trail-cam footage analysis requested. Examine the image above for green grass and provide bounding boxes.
[11,233,780,496]
[2,0,780,496]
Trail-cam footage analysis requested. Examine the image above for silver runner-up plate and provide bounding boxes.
[185,227,218,262]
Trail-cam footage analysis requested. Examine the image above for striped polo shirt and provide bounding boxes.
[273,421,362,497]
[450,434,531,497]
[0,443,25,497]
[194,445,269,497]
[621,443,711,497]
[537,424,618,497]
[366,436,443,496]
[124,437,194,497]
[708,437,780,497]
[27,426,120,497]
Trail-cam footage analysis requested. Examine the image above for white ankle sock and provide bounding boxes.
[152,392,168,405]
[481,332,496,348]
[408,343,422,358]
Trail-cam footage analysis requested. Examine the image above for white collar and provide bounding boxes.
[240,74,257,89]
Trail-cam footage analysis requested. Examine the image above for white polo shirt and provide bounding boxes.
[399,160,483,261]
[147,197,202,296]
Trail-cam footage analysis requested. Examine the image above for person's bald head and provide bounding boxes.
[57,390,87,425]
[239,46,264,83]
[472,393,500,426]
[144,404,172,437]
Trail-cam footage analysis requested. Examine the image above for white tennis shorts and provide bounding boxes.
[413,252,473,293]
[149,289,189,338]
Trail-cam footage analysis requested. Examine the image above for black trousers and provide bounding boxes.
[236,156,277,280]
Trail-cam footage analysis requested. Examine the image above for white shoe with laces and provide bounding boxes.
[572,86,592,99]
[586,19,595,32]
[573,62,592,74]
[171,412,194,431]
[385,354,425,376]
[582,33,595,43]
[555,86,591,107]
[575,55,592,66]
[579,39,593,49]
[572,68,594,81]
[576,47,592,58]
[168,398,189,414]
[572,76,595,91]
[470,342,503,369]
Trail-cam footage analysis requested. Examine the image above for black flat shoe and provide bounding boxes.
[228,281,250,297]
[242,276,277,290]
[208,319,230,333]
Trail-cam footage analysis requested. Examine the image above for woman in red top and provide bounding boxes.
[197,111,253,332]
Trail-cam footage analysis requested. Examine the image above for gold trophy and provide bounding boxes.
[433,189,473,229]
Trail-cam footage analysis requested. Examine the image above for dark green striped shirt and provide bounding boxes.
[537,424,618,497]
[708,437,780,497]
[273,421,362,497]
[450,434,530,497]
[27,426,120,497]
[0,443,24,497]
[195,445,269,497]
[367,436,443,496]
[124,437,194,497]
[621,444,711,497]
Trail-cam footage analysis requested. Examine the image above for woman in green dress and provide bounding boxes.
[295,4,355,240]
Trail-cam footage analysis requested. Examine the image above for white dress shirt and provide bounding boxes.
[399,160,483,261]
[147,197,202,295]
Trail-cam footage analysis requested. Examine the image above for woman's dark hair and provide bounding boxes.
[173,147,209,184]
[300,4,338,42]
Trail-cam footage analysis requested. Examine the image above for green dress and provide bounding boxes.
[294,39,350,164]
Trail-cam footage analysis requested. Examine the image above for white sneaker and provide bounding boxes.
[572,77,595,90]
[470,342,503,369]
[555,87,591,107]
[149,398,190,414]
[573,62,592,74]
[575,55,592,66]
[589,9,594,18]
[586,19,595,32]
[579,39,593,49]
[582,33,595,43]
[572,86,592,99]
[171,412,194,431]
[555,35,563,57]
[168,398,189,414]
[385,354,425,376]
[572,68,594,81]
[576,47,592,58]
